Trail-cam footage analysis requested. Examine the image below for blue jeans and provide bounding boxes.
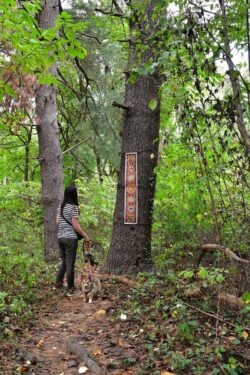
[56,238,78,289]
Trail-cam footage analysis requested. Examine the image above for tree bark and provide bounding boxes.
[35,0,63,261]
[219,0,250,164]
[104,0,161,274]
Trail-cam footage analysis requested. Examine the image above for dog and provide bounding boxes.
[81,276,101,304]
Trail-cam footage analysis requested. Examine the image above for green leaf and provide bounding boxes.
[196,213,203,222]
[178,270,194,279]
[232,338,241,345]
[149,98,158,111]
[76,47,88,59]
[216,274,224,284]
[198,267,208,280]
[67,46,78,58]
[241,291,250,304]
[5,84,16,97]
[37,73,58,86]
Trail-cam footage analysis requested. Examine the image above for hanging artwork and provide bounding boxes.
[124,152,138,224]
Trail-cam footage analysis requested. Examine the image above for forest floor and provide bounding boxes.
[1,270,249,375]
[1,273,157,375]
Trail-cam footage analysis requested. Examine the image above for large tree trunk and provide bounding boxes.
[104,0,161,274]
[36,0,63,261]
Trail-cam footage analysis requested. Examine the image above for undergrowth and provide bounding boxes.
[113,270,250,375]
[0,182,49,341]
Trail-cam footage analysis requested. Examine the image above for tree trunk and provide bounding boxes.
[104,0,161,274]
[35,0,63,261]
[219,0,250,165]
[24,144,29,182]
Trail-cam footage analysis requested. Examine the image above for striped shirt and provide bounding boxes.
[57,203,79,239]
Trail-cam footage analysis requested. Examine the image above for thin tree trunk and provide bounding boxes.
[104,0,161,274]
[35,0,63,261]
[24,127,32,183]
[24,144,29,183]
[246,0,250,113]
[246,0,250,77]
[193,123,222,244]
[219,0,250,163]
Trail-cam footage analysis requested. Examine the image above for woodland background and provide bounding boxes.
[0,0,249,374]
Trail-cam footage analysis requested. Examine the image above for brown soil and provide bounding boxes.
[1,276,143,375]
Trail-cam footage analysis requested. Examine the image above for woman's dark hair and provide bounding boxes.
[61,186,78,216]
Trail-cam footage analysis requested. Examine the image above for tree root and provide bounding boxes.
[99,273,137,287]
[67,340,103,374]
[197,244,249,267]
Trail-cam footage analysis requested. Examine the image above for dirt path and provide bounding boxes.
[2,277,141,375]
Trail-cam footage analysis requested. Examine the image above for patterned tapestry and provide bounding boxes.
[124,152,138,224]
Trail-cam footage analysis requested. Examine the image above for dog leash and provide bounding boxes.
[87,257,94,281]
[82,240,94,281]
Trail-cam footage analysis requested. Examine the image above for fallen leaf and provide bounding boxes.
[161,371,175,375]
[3,316,10,323]
[37,339,44,347]
[118,338,125,347]
[17,366,30,373]
[110,295,118,301]
[4,328,13,335]
[79,365,88,373]
[242,331,249,340]
[96,309,106,316]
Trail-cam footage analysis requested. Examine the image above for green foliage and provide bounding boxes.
[151,0,250,257]
[0,1,249,371]
[77,177,116,253]
[171,352,191,371]
[241,291,250,304]
[177,320,198,343]
[0,182,46,339]
[155,241,198,273]
[197,267,227,286]
[222,357,244,374]
[0,0,88,101]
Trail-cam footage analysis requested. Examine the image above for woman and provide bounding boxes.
[55,185,89,294]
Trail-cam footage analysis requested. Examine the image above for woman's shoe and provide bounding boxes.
[53,282,63,290]
[66,287,81,296]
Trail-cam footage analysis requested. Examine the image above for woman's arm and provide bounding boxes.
[72,217,89,241]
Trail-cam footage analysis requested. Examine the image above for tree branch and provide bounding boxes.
[189,0,217,15]
[74,57,91,88]
[183,302,249,331]
[62,137,90,155]
[112,101,130,111]
[79,33,102,45]
[199,244,249,265]
[95,8,126,18]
